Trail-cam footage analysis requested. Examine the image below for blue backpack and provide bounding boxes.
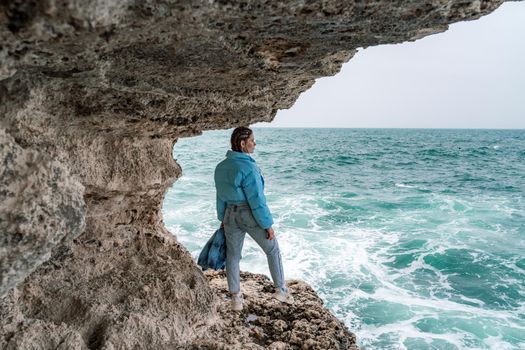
[197,228,227,270]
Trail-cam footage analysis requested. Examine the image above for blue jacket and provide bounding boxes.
[197,228,226,271]
[214,150,274,229]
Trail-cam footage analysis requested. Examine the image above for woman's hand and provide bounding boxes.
[266,227,275,240]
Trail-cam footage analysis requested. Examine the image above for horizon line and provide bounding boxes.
[251,126,525,130]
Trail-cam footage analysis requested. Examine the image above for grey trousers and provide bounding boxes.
[223,204,286,294]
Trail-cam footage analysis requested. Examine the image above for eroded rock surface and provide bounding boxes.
[0,129,85,298]
[0,0,506,348]
[188,271,359,350]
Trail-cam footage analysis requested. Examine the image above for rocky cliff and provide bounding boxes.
[1,1,506,348]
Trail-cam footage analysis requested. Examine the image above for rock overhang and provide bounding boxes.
[1,1,506,136]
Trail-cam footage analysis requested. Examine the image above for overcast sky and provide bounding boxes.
[255,2,524,129]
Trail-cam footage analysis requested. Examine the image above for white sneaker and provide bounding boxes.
[231,293,243,311]
[273,287,294,304]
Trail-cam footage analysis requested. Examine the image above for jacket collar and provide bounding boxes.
[226,150,255,162]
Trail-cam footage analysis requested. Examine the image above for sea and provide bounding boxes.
[162,128,525,350]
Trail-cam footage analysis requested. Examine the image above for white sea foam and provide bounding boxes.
[395,183,417,189]
[358,316,467,350]
[484,336,519,350]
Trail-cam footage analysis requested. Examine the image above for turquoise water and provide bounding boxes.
[162,128,525,350]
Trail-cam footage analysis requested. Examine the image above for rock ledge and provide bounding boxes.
[187,271,359,350]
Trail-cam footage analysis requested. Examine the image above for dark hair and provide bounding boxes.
[231,126,253,152]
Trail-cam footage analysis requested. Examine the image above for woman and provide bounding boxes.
[214,126,294,311]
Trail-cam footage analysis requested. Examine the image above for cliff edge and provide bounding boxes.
[1,1,506,348]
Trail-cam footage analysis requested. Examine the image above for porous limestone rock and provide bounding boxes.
[191,271,360,350]
[0,0,506,348]
[0,128,85,298]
